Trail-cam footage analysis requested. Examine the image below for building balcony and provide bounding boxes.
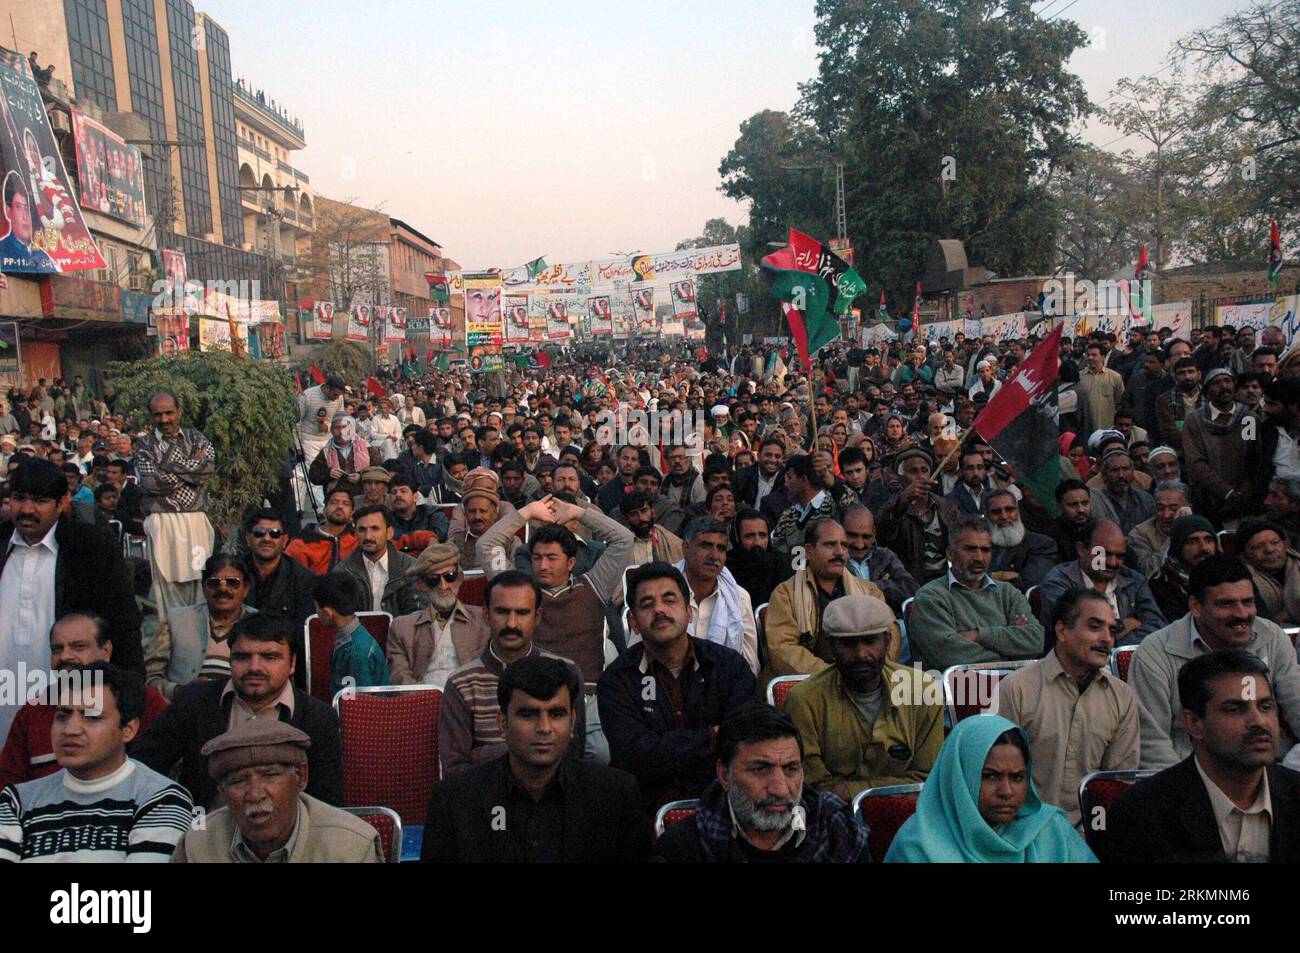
[232,82,305,142]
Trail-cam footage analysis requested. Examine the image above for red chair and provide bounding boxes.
[1109,645,1136,682]
[1286,627,1300,648]
[335,686,442,825]
[767,674,809,709]
[460,569,488,607]
[437,503,457,521]
[342,805,402,863]
[901,597,914,630]
[1026,585,1042,622]
[942,660,1030,724]
[304,611,394,702]
[1079,769,1157,854]
[1218,530,1238,556]
[853,784,922,863]
[653,798,699,839]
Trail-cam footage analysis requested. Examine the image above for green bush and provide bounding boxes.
[105,352,297,538]
[290,340,373,384]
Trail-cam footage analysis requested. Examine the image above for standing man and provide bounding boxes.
[1183,367,1256,528]
[133,391,216,619]
[1078,342,1125,431]
[295,374,346,515]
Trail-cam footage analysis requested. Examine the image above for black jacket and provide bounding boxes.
[0,517,142,674]
[420,755,649,862]
[597,637,757,805]
[244,554,317,629]
[1100,756,1300,863]
[132,677,343,809]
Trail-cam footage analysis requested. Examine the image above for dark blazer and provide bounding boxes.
[337,545,426,617]
[1100,756,1300,863]
[132,677,343,810]
[420,755,649,863]
[244,554,317,629]
[944,483,985,515]
[0,517,142,674]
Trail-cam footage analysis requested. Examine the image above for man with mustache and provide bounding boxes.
[908,515,1044,672]
[385,543,488,688]
[1126,480,1192,579]
[1130,554,1300,770]
[1183,367,1257,527]
[997,591,1139,825]
[439,571,585,775]
[984,489,1057,592]
[785,596,941,802]
[1148,514,1220,623]
[619,490,682,566]
[1102,650,1300,863]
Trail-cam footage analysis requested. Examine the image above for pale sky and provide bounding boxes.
[204,0,1239,269]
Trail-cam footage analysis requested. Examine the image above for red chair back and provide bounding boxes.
[337,687,442,825]
[854,786,921,863]
[1027,585,1042,621]
[1079,770,1155,853]
[342,806,402,863]
[305,612,392,702]
[653,798,699,838]
[1110,646,1136,682]
[943,663,1025,724]
[460,571,488,607]
[1218,530,1238,556]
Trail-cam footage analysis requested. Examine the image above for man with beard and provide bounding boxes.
[1130,554,1300,770]
[1263,478,1300,551]
[1184,367,1256,527]
[595,445,642,515]
[1147,445,1182,485]
[619,490,682,566]
[984,489,1057,592]
[944,449,990,515]
[1256,377,1300,502]
[626,465,685,536]
[841,505,917,612]
[0,614,168,786]
[1237,518,1300,626]
[876,449,958,584]
[286,487,359,575]
[670,517,758,674]
[1127,481,1192,578]
[1148,515,1219,622]
[663,444,705,508]
[1088,450,1155,535]
[786,596,941,800]
[1037,520,1166,651]
[439,571,586,775]
[726,509,788,609]
[599,563,756,810]
[998,591,1139,826]
[653,703,870,863]
[908,515,1044,672]
[386,543,489,688]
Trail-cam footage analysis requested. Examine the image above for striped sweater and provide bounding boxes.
[0,759,193,863]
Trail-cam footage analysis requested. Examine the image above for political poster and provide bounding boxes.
[311,301,335,340]
[979,312,1030,341]
[503,294,531,344]
[1150,301,1191,337]
[347,304,371,342]
[385,306,407,343]
[631,287,655,330]
[429,307,453,348]
[1217,301,1274,332]
[464,274,503,361]
[1270,296,1300,348]
[0,47,105,273]
[70,110,146,227]
[670,279,698,322]
[198,316,248,354]
[545,299,571,341]
[588,295,613,335]
[155,312,190,356]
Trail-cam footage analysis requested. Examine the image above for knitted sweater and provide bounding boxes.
[907,573,1045,671]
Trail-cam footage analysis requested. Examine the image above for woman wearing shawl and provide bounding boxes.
[885,716,1096,863]
[308,412,370,492]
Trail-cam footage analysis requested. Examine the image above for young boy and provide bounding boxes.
[311,573,388,696]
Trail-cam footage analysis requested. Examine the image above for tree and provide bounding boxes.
[1049,146,1146,277]
[290,340,373,383]
[306,196,391,312]
[105,352,298,539]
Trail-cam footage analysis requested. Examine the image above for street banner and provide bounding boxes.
[632,287,655,330]
[1150,301,1191,336]
[662,319,685,336]
[347,304,371,342]
[1217,301,1274,332]
[198,316,248,353]
[1272,296,1300,348]
[670,279,698,322]
[70,109,146,227]
[626,243,742,284]
[385,305,407,343]
[589,295,613,335]
[980,312,1030,341]
[501,259,593,295]
[504,294,531,344]
[0,47,105,273]
[545,299,571,340]
[428,307,453,347]
[311,301,334,339]
[155,312,190,356]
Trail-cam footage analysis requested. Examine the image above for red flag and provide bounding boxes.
[912,282,922,322]
[536,351,552,369]
[426,347,434,366]
[308,364,325,385]
[366,377,386,399]
[788,229,823,273]
[1134,243,1149,280]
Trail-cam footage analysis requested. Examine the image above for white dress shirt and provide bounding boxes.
[364,550,389,613]
[0,525,59,743]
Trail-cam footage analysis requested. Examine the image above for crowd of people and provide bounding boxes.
[1,318,1300,864]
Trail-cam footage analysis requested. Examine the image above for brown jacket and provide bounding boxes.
[172,794,382,863]
[386,602,490,685]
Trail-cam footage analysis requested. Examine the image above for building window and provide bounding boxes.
[64,0,117,109]
[203,17,244,247]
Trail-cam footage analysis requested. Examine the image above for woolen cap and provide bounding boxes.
[822,595,895,638]
[202,718,310,780]
[407,541,461,577]
[1169,514,1216,556]
[360,466,391,483]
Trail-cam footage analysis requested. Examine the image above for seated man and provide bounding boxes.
[451,470,518,569]
[875,449,959,584]
[388,474,449,541]
[1037,519,1167,650]
[985,489,1057,592]
[997,591,1139,825]
[0,613,168,787]
[943,448,989,515]
[174,719,382,863]
[285,487,358,575]
[480,495,631,685]
[598,562,756,809]
[620,489,683,566]
[1103,650,1300,862]
[763,518,899,685]
[672,516,759,674]
[243,508,316,628]
[841,505,918,612]
[0,663,192,862]
[337,504,425,617]
[439,571,585,775]
[423,656,648,863]
[786,596,941,800]
[133,614,343,809]
[1049,478,1093,563]
[311,572,388,696]
[1148,514,1219,623]
[908,515,1045,672]
[1130,554,1300,769]
[771,454,839,554]
[1237,518,1300,626]
[386,543,488,688]
[1126,480,1192,578]
[652,703,870,863]
[1088,450,1155,536]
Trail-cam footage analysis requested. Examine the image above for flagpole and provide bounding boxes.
[807,373,818,451]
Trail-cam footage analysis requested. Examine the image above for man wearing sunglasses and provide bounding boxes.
[387,543,489,687]
[242,509,315,629]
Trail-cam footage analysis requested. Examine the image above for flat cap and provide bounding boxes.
[360,466,391,483]
[202,718,310,780]
[822,595,895,638]
[407,541,461,577]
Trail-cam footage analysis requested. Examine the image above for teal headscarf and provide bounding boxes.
[885,715,1097,863]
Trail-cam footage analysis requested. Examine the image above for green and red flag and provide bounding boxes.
[973,322,1065,516]
[424,273,450,303]
[524,256,549,281]
[878,290,888,323]
[308,364,325,385]
[1270,219,1283,286]
[788,228,866,314]
[760,242,834,370]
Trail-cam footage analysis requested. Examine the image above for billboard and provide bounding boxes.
[70,110,146,227]
[503,293,531,344]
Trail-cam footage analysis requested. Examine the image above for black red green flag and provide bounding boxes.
[1270,219,1283,286]
[973,323,1064,516]
[760,243,832,370]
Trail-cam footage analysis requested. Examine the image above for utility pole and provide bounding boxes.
[834,161,847,244]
